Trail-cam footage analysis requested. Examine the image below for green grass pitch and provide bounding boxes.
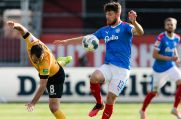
[0,103,179,119]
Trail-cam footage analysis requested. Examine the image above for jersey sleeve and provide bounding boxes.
[125,23,134,35]
[154,36,162,51]
[177,35,180,43]
[93,28,103,40]
[23,32,39,44]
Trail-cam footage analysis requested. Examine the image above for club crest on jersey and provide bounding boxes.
[115,28,120,33]
[30,36,34,42]
[165,42,169,45]
[173,42,177,46]
[105,35,119,43]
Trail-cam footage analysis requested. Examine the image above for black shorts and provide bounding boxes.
[46,66,65,98]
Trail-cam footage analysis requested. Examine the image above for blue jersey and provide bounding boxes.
[153,32,180,72]
[93,22,134,69]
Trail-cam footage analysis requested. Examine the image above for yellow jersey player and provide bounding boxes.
[7,21,72,119]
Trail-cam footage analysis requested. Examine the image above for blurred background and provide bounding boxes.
[0,0,181,119]
[0,0,181,67]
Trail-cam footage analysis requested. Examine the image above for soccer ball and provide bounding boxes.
[82,34,99,51]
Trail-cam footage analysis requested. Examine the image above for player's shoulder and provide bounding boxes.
[122,21,129,25]
[174,33,180,39]
[122,21,133,27]
[103,25,110,29]
[157,32,165,41]
[25,32,39,43]
[121,21,129,26]
[96,26,111,35]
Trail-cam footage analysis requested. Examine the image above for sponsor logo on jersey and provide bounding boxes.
[105,35,119,43]
[165,47,175,52]
[165,42,169,45]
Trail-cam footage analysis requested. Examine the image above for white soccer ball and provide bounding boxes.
[82,34,99,51]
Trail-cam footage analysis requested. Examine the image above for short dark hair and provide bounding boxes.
[104,2,121,13]
[164,17,177,26]
[30,44,43,58]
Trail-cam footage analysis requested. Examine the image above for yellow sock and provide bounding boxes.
[53,110,66,119]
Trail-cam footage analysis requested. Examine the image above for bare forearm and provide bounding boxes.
[65,36,83,44]
[174,49,178,57]
[154,54,172,61]
[132,21,144,36]
[13,24,28,36]
[31,85,46,105]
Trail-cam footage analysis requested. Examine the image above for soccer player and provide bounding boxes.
[140,17,181,119]
[53,2,144,119]
[6,21,72,119]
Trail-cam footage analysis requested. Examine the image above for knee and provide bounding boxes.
[49,103,59,113]
[106,92,117,105]
[90,70,104,83]
[90,74,99,83]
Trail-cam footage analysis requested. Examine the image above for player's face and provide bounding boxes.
[31,53,44,64]
[106,11,118,26]
[164,20,176,33]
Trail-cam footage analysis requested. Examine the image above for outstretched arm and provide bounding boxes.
[53,36,84,45]
[128,10,144,36]
[25,79,47,112]
[7,21,28,36]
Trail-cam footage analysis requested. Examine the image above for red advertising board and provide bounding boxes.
[40,34,180,67]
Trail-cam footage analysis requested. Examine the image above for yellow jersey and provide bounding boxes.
[24,32,59,77]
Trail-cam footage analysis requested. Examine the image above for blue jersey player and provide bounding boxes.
[54,2,144,119]
[140,17,181,119]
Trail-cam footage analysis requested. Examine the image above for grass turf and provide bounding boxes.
[0,103,178,119]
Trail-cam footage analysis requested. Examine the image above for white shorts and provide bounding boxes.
[152,66,181,91]
[98,64,130,96]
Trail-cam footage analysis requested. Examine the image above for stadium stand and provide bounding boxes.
[42,0,83,34]
[126,0,181,34]
[0,0,181,66]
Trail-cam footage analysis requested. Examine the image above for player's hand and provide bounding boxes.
[53,40,68,45]
[171,56,178,61]
[5,21,15,34]
[6,21,15,29]
[128,10,137,23]
[7,21,22,29]
[25,103,35,112]
[176,59,181,65]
